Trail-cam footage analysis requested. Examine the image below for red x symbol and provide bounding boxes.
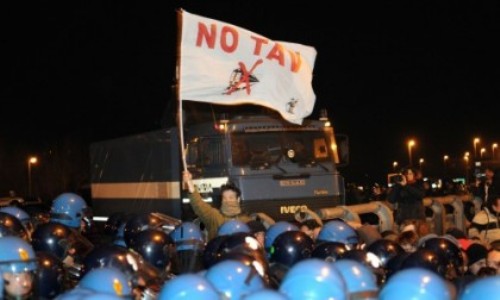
[226,59,263,95]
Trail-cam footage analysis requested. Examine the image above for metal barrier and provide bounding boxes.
[316,193,475,235]
[316,201,394,232]
[423,197,445,235]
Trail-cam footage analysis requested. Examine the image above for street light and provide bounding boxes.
[419,158,424,171]
[473,137,480,158]
[27,156,38,197]
[492,143,498,159]
[480,147,486,159]
[393,161,398,172]
[464,155,469,182]
[407,140,415,167]
[443,155,449,175]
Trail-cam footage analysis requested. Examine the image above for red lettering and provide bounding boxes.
[289,50,302,73]
[266,43,285,66]
[251,36,269,55]
[196,22,216,48]
[220,26,238,53]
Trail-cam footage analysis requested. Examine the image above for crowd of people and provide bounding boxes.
[0,169,498,299]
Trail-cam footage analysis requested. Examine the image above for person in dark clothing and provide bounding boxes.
[388,167,426,225]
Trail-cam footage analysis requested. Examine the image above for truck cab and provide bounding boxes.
[184,114,346,220]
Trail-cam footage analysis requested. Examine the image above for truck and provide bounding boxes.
[89,110,348,222]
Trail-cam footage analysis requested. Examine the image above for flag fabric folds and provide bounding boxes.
[179,10,317,124]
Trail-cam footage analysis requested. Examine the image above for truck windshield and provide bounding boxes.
[231,131,334,168]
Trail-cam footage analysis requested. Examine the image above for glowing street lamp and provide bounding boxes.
[473,137,480,158]
[393,161,398,172]
[492,143,498,159]
[443,155,449,175]
[480,148,486,159]
[419,158,424,171]
[27,156,38,197]
[407,140,415,167]
[464,155,470,181]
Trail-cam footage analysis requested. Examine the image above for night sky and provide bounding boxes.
[3,1,500,194]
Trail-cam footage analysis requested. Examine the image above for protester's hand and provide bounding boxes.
[183,171,195,193]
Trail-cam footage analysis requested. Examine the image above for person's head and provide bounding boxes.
[466,243,488,275]
[487,194,500,213]
[299,219,322,241]
[484,167,495,181]
[50,192,90,232]
[220,182,242,217]
[401,168,416,184]
[487,248,500,274]
[0,237,38,298]
[0,206,34,237]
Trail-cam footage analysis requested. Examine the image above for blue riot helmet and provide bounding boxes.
[31,222,72,259]
[365,239,404,269]
[123,213,171,248]
[216,232,267,271]
[458,275,500,300]
[379,268,451,300]
[265,221,299,251]
[280,258,347,300]
[203,235,230,268]
[242,289,289,300]
[50,192,90,231]
[0,236,38,299]
[217,232,263,256]
[0,205,34,235]
[385,252,409,280]
[0,211,30,241]
[219,251,270,285]
[312,241,348,262]
[205,259,265,299]
[418,236,465,280]
[36,251,64,299]
[340,249,383,269]
[169,222,205,274]
[333,259,378,299]
[317,220,359,249]
[217,219,251,236]
[158,273,219,300]
[400,248,447,278]
[270,230,314,268]
[78,267,133,298]
[83,244,161,296]
[130,228,174,271]
[170,221,205,251]
[83,245,138,277]
[339,249,384,286]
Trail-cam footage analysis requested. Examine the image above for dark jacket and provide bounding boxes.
[388,182,426,223]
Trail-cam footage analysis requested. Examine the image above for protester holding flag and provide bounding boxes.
[182,170,251,240]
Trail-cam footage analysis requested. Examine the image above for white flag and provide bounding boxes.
[179,10,317,124]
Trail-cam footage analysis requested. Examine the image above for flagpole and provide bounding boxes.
[176,9,187,172]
